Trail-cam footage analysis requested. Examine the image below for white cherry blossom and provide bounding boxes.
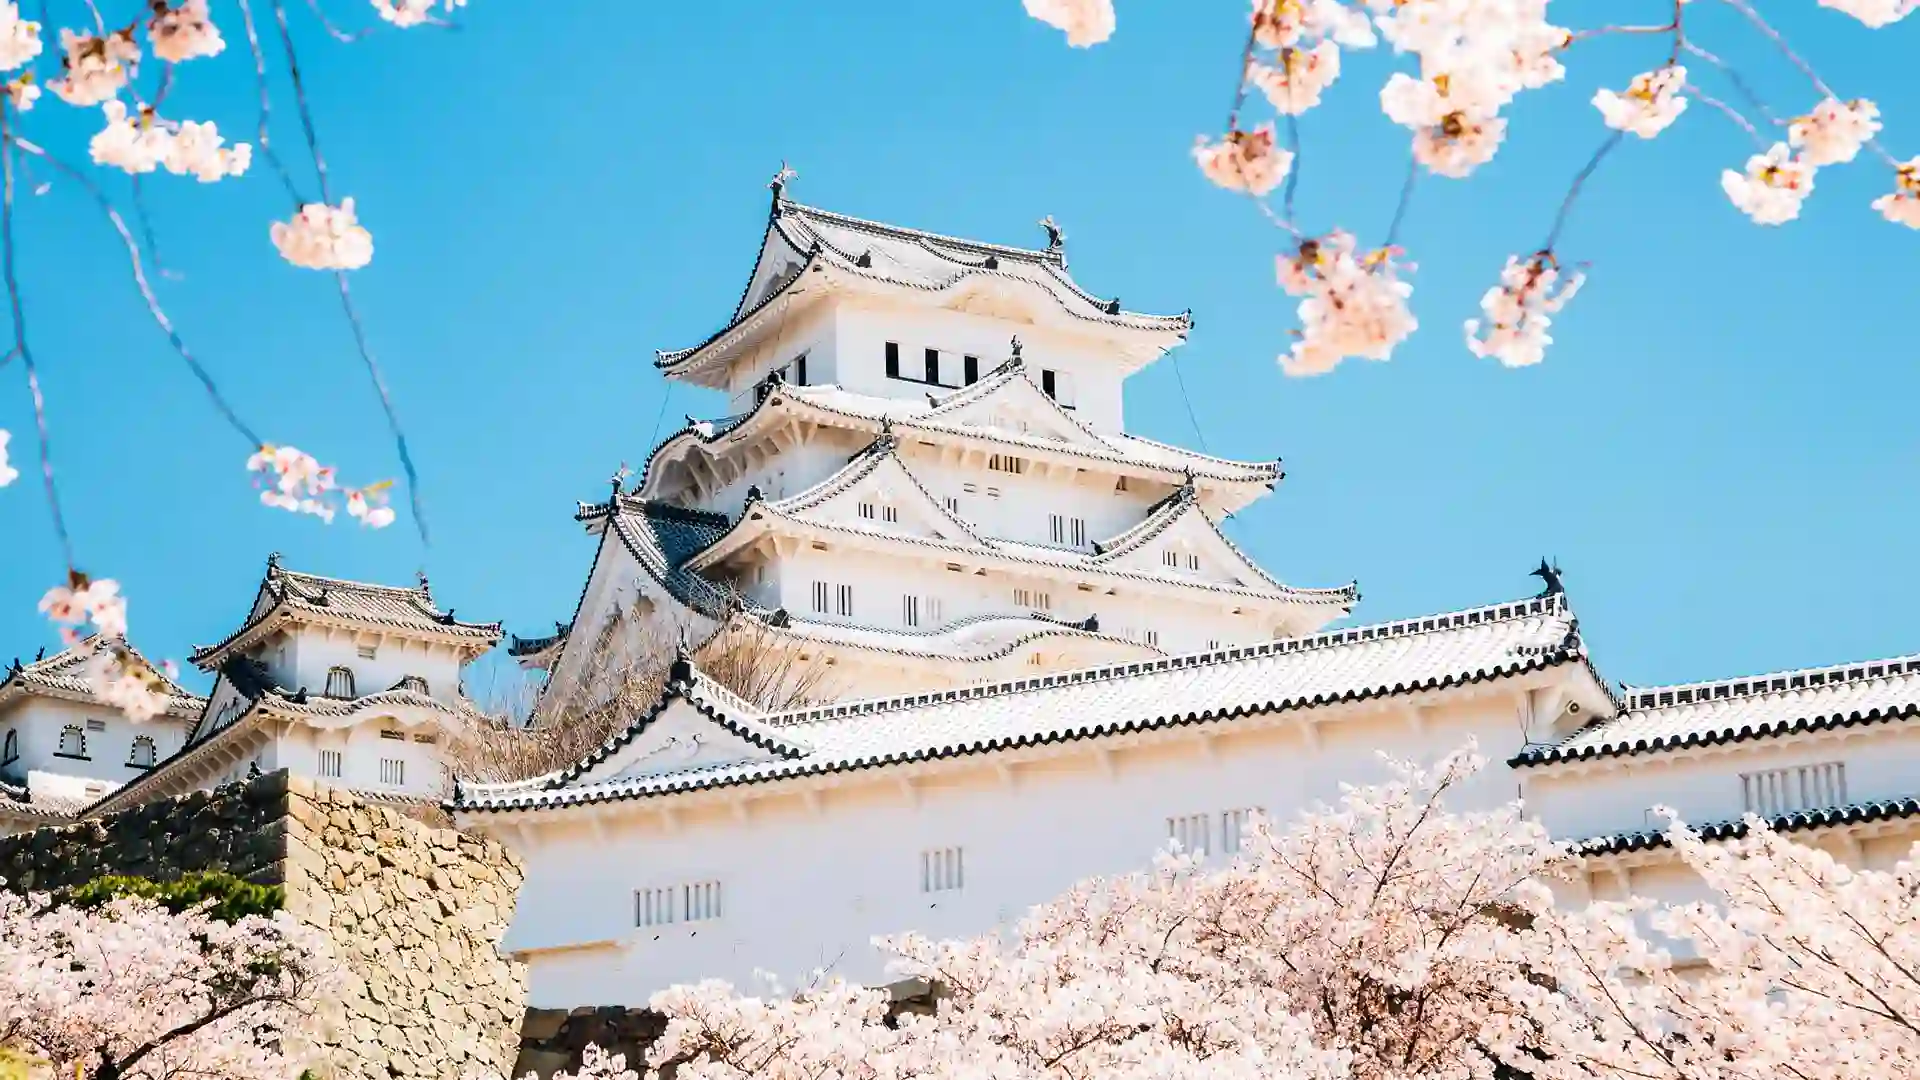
[48,27,138,107]
[1022,0,1113,47]
[1193,125,1292,196]
[1276,232,1416,376]
[1251,0,1375,50]
[1465,251,1583,368]
[38,573,127,645]
[164,119,251,182]
[0,428,15,486]
[346,482,397,528]
[0,2,40,72]
[1873,157,1920,228]
[374,0,469,28]
[1593,65,1688,139]
[271,197,374,270]
[1249,41,1342,114]
[1789,97,1882,166]
[148,0,224,64]
[89,101,170,174]
[1816,0,1916,27]
[1722,142,1816,225]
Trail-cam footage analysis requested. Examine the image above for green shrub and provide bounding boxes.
[59,871,284,923]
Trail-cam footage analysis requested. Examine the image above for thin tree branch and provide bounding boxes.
[1543,130,1625,251]
[235,0,306,205]
[332,270,429,544]
[1,106,72,569]
[1686,88,1769,149]
[1383,156,1418,248]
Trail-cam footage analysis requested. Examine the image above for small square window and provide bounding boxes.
[356,643,379,660]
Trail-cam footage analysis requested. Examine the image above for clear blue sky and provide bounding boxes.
[0,2,1912,696]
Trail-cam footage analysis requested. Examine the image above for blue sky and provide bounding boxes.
[0,1,1912,696]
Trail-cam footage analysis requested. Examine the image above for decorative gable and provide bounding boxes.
[1096,500,1281,592]
[928,371,1111,453]
[560,674,808,790]
[778,451,990,550]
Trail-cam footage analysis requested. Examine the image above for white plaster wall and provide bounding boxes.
[278,632,467,703]
[0,697,189,789]
[500,693,1538,1007]
[898,455,1158,550]
[272,721,447,799]
[722,306,837,414]
[1523,725,1920,841]
[707,439,859,521]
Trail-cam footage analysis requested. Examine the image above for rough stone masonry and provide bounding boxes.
[0,771,529,1080]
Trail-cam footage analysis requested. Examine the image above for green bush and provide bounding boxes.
[59,871,284,923]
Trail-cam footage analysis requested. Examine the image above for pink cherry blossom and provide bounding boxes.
[1276,232,1416,376]
[89,101,170,174]
[0,2,41,72]
[1022,0,1113,48]
[47,27,138,107]
[1789,97,1882,166]
[164,119,251,182]
[271,198,374,270]
[1593,65,1688,139]
[1465,251,1582,368]
[148,0,224,64]
[1248,41,1342,115]
[1722,142,1817,225]
[346,482,398,528]
[373,0,469,28]
[1251,0,1374,50]
[0,428,16,486]
[1816,0,1916,27]
[1193,125,1293,196]
[1873,157,1920,228]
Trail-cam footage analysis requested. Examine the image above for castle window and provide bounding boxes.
[636,880,723,927]
[1207,639,1222,651]
[1222,807,1265,855]
[356,643,378,660]
[379,729,406,741]
[1,730,14,765]
[859,501,875,519]
[902,595,920,628]
[1049,514,1087,547]
[1013,588,1051,611]
[127,735,157,769]
[1145,629,1160,647]
[920,847,965,893]
[924,348,940,384]
[1115,475,1129,492]
[1742,762,1846,817]
[57,724,87,760]
[1164,550,1179,567]
[884,341,901,379]
[1187,553,1200,571]
[884,505,899,523]
[792,354,808,386]
[943,496,961,515]
[811,581,830,614]
[988,454,1025,475]
[1167,813,1211,857]
[836,584,854,618]
[324,666,356,698]
[378,758,406,786]
[963,355,979,384]
[86,718,107,733]
[319,749,344,779]
[398,674,428,693]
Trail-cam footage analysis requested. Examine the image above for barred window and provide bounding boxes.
[636,881,723,927]
[319,749,344,778]
[921,847,965,893]
[325,666,356,698]
[1167,813,1210,857]
[379,758,406,786]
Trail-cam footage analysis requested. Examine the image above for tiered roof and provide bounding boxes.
[1512,653,1920,767]
[1578,796,1920,857]
[636,359,1283,509]
[190,556,502,669]
[0,636,203,719]
[656,198,1192,388]
[456,593,1602,814]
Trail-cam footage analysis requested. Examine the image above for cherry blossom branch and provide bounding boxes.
[1681,42,1785,130]
[1,107,73,570]
[1224,20,1262,133]
[268,0,334,205]
[9,134,264,447]
[299,0,373,43]
[235,0,305,204]
[1542,130,1625,251]
[1717,0,1900,166]
[1383,157,1417,247]
[1686,88,1769,149]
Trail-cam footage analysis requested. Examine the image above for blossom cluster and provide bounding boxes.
[0,1,39,72]
[1021,0,1114,47]
[0,887,335,1078]
[247,444,397,527]
[1275,230,1415,376]
[48,27,139,107]
[1875,157,1920,228]
[1818,0,1917,28]
[149,0,224,64]
[1192,125,1291,196]
[270,198,375,270]
[82,638,179,722]
[39,572,126,644]
[1593,64,1687,139]
[89,100,252,181]
[1465,251,1582,368]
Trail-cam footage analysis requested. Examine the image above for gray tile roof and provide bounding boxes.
[190,558,502,668]
[455,593,1594,814]
[0,636,203,718]
[1511,654,1920,767]
[1576,796,1920,857]
[657,200,1191,374]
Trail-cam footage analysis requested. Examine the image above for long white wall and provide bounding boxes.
[0,696,189,798]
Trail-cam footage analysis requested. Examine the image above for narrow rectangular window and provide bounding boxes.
[925,348,941,385]
[1070,518,1086,546]
[964,355,979,384]
[1115,475,1129,492]
[903,595,921,627]
[921,847,965,893]
[379,729,406,741]
[1054,370,1077,408]
[883,505,899,523]
[1222,807,1265,855]
[812,581,830,614]
[927,597,943,623]
[859,501,876,520]
[379,758,405,786]
[1164,550,1180,567]
[1207,639,1222,651]
[85,718,108,733]
[1186,553,1200,570]
[683,880,723,922]
[885,341,901,379]
[635,881,723,927]
[836,584,854,617]
[793,354,808,386]
[357,643,378,660]
[1041,368,1057,399]
[1167,813,1211,857]
[319,749,343,779]
[943,495,961,514]
[1050,514,1065,544]
[962,482,978,495]
[1145,629,1160,647]
[1741,762,1847,817]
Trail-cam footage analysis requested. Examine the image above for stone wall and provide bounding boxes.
[0,771,529,1080]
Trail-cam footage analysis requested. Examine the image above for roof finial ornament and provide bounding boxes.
[870,417,899,457]
[266,551,282,572]
[610,461,633,499]
[415,568,431,595]
[1007,336,1025,370]
[1038,214,1065,253]
[32,647,44,662]
[1531,557,1566,598]
[770,161,798,201]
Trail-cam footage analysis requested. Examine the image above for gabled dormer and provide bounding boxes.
[1093,485,1305,595]
[923,351,1117,453]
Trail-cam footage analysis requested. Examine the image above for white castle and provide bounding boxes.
[2,187,1917,1022]
[454,190,1920,1009]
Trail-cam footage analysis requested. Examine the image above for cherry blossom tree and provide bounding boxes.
[0,884,337,1079]
[513,744,1920,1080]
[1026,1,1915,375]
[0,0,467,721]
